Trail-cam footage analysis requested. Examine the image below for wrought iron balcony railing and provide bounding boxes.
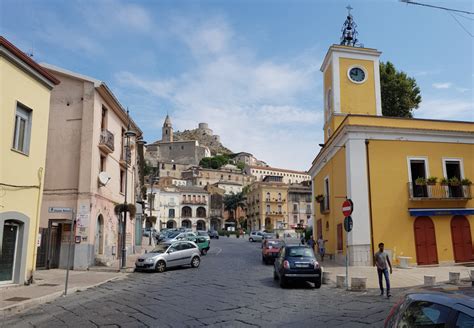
[408,182,472,200]
[99,129,114,153]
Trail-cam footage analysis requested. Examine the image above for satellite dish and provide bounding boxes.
[98,172,111,186]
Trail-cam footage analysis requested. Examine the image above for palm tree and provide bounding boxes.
[223,192,246,229]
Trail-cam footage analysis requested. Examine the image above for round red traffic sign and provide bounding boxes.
[342,199,353,217]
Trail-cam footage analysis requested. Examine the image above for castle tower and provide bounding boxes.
[320,6,382,142]
[162,114,173,142]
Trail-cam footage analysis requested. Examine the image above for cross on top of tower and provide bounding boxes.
[340,5,362,47]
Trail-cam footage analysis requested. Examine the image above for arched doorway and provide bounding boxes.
[414,216,438,265]
[166,220,176,229]
[264,217,272,231]
[451,216,473,262]
[197,220,206,231]
[95,215,104,255]
[182,220,191,229]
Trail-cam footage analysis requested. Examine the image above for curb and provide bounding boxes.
[0,275,127,317]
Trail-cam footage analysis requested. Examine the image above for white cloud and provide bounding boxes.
[432,82,452,89]
[416,98,474,121]
[115,17,323,170]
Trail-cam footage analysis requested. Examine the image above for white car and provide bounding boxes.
[161,231,197,246]
[249,231,265,242]
[135,241,201,272]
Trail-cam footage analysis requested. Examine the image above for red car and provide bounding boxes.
[262,239,285,264]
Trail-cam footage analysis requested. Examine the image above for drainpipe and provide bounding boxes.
[31,167,44,284]
[364,140,375,265]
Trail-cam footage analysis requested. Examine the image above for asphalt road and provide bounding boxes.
[3,237,402,327]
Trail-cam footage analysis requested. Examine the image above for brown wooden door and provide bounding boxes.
[414,216,438,265]
[317,219,322,239]
[451,216,473,262]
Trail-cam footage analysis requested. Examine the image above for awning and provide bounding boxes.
[409,208,474,217]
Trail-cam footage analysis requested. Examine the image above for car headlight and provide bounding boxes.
[145,258,155,263]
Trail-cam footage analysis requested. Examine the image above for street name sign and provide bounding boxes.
[48,207,73,213]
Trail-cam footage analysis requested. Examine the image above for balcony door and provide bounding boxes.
[443,159,464,197]
[409,158,428,197]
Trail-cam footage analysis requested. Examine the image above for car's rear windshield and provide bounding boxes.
[287,247,314,258]
[197,231,208,236]
[267,240,283,247]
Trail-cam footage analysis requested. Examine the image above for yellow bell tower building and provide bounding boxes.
[321,27,382,142]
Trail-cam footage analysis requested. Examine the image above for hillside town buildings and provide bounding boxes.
[245,165,310,184]
[0,37,60,285]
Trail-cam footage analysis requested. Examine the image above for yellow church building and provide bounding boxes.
[0,37,59,285]
[309,24,473,266]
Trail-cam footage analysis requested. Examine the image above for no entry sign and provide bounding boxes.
[342,199,353,217]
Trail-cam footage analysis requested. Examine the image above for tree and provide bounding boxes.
[380,61,422,118]
[199,155,230,169]
[223,192,246,228]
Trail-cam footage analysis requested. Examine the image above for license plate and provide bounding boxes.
[136,263,144,267]
[295,263,307,268]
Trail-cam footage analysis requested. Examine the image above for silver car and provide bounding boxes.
[135,241,201,272]
[249,231,265,242]
[161,231,197,246]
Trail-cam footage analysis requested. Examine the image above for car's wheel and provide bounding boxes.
[249,238,253,242]
[216,236,219,239]
[273,270,278,281]
[201,248,207,255]
[313,278,322,289]
[279,277,287,288]
[191,256,200,268]
[155,261,166,273]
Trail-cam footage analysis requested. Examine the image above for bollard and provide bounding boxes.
[336,274,346,288]
[424,275,436,286]
[449,272,460,285]
[322,271,332,285]
[350,277,367,291]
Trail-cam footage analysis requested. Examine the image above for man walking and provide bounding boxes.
[317,236,328,261]
[374,242,392,298]
[307,235,315,254]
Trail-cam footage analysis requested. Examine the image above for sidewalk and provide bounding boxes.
[0,269,125,316]
[322,260,473,288]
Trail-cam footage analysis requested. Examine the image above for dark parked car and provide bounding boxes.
[384,290,474,328]
[273,245,321,288]
[208,230,219,239]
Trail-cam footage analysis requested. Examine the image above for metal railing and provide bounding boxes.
[408,182,472,200]
[182,199,207,205]
[99,129,114,151]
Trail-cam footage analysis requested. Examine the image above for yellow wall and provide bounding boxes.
[368,140,474,265]
[339,58,376,116]
[312,148,346,255]
[0,57,52,279]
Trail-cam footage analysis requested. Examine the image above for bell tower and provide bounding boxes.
[162,114,173,142]
[321,6,382,142]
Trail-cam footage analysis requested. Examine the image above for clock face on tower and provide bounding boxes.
[348,67,366,83]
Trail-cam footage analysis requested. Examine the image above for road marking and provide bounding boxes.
[215,247,222,255]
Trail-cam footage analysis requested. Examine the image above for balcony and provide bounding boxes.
[265,198,285,203]
[99,129,114,153]
[182,199,207,205]
[319,197,330,214]
[408,183,472,200]
[119,147,131,167]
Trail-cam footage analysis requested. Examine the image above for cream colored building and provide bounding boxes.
[247,177,289,231]
[38,64,142,269]
[182,166,254,187]
[0,37,59,285]
[245,165,310,184]
[287,183,312,229]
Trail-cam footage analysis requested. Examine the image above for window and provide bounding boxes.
[172,164,176,170]
[278,193,281,201]
[293,204,298,212]
[120,169,125,193]
[169,209,175,218]
[181,146,184,150]
[324,176,330,211]
[12,103,32,154]
[100,155,106,172]
[266,205,270,214]
[326,88,332,116]
[277,205,282,214]
[266,192,270,201]
[293,215,298,223]
[228,175,231,180]
[161,163,165,169]
[444,159,464,197]
[408,158,429,197]
[456,312,474,327]
[306,204,311,213]
[101,106,107,129]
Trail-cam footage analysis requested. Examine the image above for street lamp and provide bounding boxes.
[121,110,136,270]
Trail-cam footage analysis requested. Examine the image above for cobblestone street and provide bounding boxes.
[3,237,403,327]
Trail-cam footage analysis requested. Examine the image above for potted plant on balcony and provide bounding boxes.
[415,177,426,186]
[461,178,472,186]
[462,178,472,198]
[440,177,449,186]
[315,194,324,203]
[449,177,461,186]
[426,177,437,185]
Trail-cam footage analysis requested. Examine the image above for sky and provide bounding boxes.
[2,0,473,171]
